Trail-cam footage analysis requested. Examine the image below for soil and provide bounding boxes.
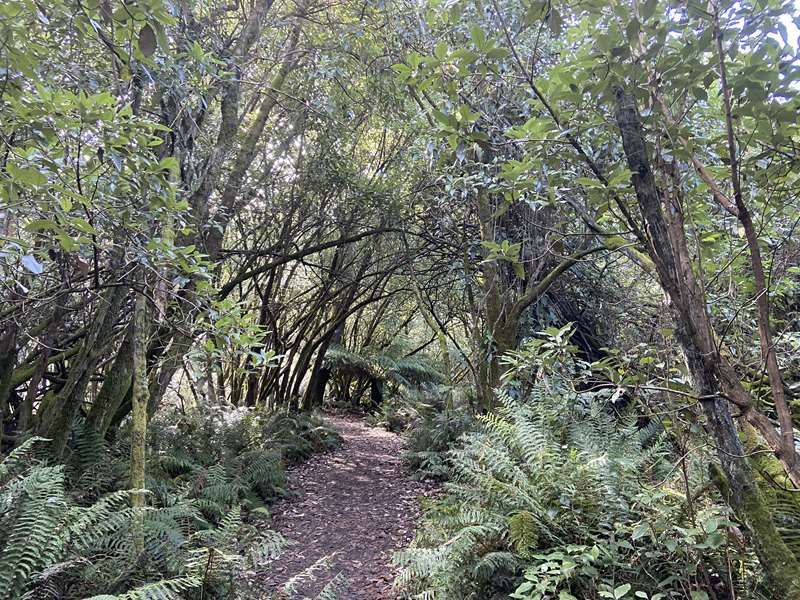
[258,416,437,599]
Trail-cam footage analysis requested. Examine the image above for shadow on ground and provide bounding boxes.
[258,416,437,599]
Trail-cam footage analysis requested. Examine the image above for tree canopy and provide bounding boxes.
[1,0,800,597]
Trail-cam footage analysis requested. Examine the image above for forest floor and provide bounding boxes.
[258,416,437,599]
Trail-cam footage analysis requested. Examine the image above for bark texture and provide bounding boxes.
[613,86,800,596]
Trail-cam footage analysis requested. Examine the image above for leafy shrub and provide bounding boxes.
[0,438,275,599]
[366,397,417,432]
[148,407,341,512]
[366,386,442,432]
[402,406,475,480]
[261,411,343,463]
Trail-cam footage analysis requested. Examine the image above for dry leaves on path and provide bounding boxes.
[257,416,438,599]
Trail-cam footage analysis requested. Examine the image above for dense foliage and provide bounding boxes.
[2,0,800,597]
[396,360,767,600]
[0,411,341,599]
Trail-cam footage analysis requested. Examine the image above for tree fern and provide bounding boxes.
[324,342,444,403]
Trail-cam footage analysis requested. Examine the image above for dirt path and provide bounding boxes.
[259,416,435,599]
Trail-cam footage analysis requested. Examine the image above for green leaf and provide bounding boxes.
[69,217,97,235]
[575,177,602,188]
[626,19,640,44]
[7,163,47,187]
[614,584,631,599]
[431,110,455,129]
[548,9,563,37]
[631,523,649,540]
[691,87,707,101]
[641,0,658,20]
[524,1,548,25]
[56,233,78,252]
[25,219,59,232]
[391,63,411,78]
[485,47,510,59]
[469,24,486,47]
[158,157,179,174]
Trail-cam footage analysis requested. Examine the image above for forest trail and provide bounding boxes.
[259,416,435,599]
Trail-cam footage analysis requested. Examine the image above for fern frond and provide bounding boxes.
[84,576,202,600]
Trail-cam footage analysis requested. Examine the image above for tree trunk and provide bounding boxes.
[86,324,134,437]
[305,320,345,409]
[368,377,383,413]
[711,4,800,486]
[0,323,18,453]
[130,290,149,556]
[613,86,800,596]
[37,281,127,457]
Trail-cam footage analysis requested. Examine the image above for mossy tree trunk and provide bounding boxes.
[86,324,134,437]
[36,280,127,458]
[475,192,602,410]
[710,3,800,486]
[0,323,18,453]
[16,293,66,436]
[130,289,150,556]
[614,86,800,597]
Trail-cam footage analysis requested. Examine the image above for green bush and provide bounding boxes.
[402,406,475,481]
[395,384,751,600]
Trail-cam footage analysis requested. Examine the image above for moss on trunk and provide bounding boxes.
[130,291,149,555]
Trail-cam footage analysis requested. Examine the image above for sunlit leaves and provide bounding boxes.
[5,164,47,188]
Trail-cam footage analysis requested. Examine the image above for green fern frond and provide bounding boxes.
[0,465,68,599]
[0,437,49,482]
[84,576,202,600]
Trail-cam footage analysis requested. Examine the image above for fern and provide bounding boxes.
[0,464,69,599]
[233,448,286,499]
[324,342,444,403]
[0,406,336,599]
[404,407,474,481]
[314,572,348,599]
[395,381,726,599]
[507,511,539,555]
[278,555,338,597]
[0,437,49,481]
[158,453,201,478]
[84,576,203,600]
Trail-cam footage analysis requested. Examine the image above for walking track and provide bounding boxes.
[258,416,435,599]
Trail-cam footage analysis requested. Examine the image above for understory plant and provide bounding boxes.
[394,377,760,600]
[402,397,475,481]
[0,408,342,600]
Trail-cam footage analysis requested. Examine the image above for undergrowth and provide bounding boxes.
[0,408,342,599]
[402,404,474,481]
[393,383,761,600]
